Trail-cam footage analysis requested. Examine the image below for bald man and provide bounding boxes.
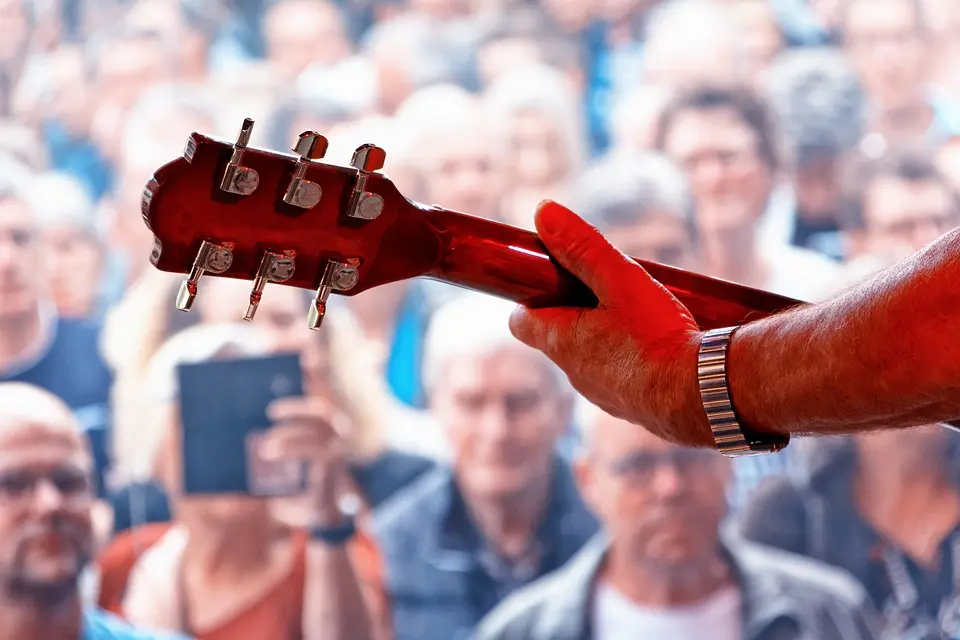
[0,383,187,640]
[475,409,878,640]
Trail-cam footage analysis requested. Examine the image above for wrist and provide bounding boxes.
[726,322,786,440]
[308,515,356,546]
[663,329,715,448]
[310,487,343,526]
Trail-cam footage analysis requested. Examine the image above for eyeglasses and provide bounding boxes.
[0,468,92,507]
[602,448,721,484]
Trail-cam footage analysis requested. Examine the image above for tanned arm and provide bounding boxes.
[510,201,960,447]
[730,227,960,437]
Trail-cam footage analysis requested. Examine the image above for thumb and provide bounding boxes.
[534,200,641,304]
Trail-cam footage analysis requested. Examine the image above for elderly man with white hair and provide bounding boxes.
[372,295,598,640]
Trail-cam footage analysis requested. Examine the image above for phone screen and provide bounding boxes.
[176,353,306,496]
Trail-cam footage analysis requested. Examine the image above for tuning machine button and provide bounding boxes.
[346,144,386,220]
[176,240,235,311]
[307,259,360,330]
[283,132,328,209]
[220,118,260,195]
[244,250,297,320]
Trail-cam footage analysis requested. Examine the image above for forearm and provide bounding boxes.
[729,229,960,437]
[302,541,376,640]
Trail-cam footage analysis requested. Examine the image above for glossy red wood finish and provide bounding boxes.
[423,206,803,327]
[143,132,803,329]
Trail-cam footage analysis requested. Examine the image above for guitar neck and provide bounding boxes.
[421,206,803,329]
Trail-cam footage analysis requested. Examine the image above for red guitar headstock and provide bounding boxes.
[142,118,442,329]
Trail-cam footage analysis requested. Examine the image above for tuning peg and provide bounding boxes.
[282,132,328,209]
[176,241,235,311]
[220,118,260,196]
[307,259,360,330]
[346,144,386,220]
[244,250,297,320]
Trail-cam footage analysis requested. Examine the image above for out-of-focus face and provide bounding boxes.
[47,46,92,137]
[0,413,94,604]
[420,125,503,221]
[95,35,170,111]
[0,0,30,62]
[644,33,742,91]
[603,212,695,269]
[612,87,672,152]
[478,39,543,88]
[863,176,959,257]
[0,198,42,320]
[538,0,593,31]
[125,0,210,79]
[577,412,728,571]
[598,0,659,23]
[855,425,949,476]
[508,109,569,188]
[432,347,567,501]
[41,227,103,319]
[808,0,845,33]
[729,0,784,81]
[408,0,469,20]
[844,0,927,109]
[265,0,349,77]
[661,107,774,235]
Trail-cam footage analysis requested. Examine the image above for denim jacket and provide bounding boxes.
[372,459,598,640]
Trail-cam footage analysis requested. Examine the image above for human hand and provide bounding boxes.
[509,200,712,447]
[263,396,349,524]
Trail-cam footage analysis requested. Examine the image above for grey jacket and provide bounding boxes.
[473,533,880,640]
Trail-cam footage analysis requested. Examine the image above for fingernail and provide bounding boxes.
[536,200,563,236]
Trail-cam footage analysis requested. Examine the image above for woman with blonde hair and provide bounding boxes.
[102,276,436,533]
[96,321,384,640]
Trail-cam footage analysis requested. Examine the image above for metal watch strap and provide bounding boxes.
[698,326,789,456]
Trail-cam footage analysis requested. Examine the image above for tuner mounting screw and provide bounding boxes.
[244,250,297,321]
[307,259,359,330]
[220,118,260,196]
[346,144,385,221]
[283,131,328,209]
[176,240,235,311]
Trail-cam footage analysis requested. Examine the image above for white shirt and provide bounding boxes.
[592,582,743,640]
[762,242,842,303]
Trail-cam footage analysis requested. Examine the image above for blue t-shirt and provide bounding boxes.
[83,608,191,640]
[1,317,113,494]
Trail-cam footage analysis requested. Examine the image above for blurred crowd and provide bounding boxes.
[4,0,960,638]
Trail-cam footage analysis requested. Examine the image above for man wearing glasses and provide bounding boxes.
[0,383,185,640]
[474,409,878,640]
